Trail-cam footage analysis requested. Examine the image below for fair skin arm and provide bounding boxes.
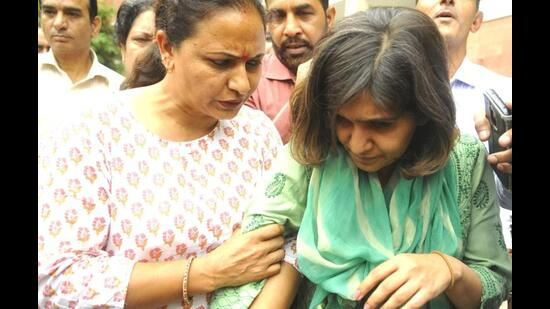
[125,224,285,308]
[355,253,482,309]
[249,262,302,308]
[474,102,512,174]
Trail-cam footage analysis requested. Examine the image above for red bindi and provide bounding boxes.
[241,52,250,62]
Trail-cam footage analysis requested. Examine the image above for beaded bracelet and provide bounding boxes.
[431,250,455,289]
[182,256,195,308]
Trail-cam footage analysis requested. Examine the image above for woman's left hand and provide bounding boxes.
[355,253,454,309]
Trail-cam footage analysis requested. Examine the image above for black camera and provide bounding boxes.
[483,89,512,191]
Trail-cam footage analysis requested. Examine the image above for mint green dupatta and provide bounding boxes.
[298,146,463,308]
[211,145,464,308]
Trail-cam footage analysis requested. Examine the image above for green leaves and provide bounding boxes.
[91,4,124,74]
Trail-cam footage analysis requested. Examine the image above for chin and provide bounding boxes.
[215,108,241,120]
[355,163,381,174]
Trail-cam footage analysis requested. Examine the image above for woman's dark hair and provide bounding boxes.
[114,0,154,47]
[120,43,165,89]
[290,7,457,178]
[122,0,266,90]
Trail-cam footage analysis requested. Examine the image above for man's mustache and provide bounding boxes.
[281,37,312,51]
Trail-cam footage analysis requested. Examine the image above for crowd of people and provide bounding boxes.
[38,0,512,308]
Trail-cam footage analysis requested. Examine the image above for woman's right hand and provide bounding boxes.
[199,224,285,289]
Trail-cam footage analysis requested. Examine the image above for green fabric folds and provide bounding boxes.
[297,145,462,308]
[211,135,512,308]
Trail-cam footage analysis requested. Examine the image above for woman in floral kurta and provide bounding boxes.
[38,1,289,308]
[38,88,284,307]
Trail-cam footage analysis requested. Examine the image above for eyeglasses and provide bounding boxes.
[38,44,50,53]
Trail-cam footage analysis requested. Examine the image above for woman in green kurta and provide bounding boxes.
[212,7,511,309]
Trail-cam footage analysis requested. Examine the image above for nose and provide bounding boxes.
[53,12,68,30]
[347,127,374,155]
[283,14,302,38]
[228,65,251,96]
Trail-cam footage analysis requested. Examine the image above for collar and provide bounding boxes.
[39,49,109,84]
[450,57,477,88]
[264,51,296,82]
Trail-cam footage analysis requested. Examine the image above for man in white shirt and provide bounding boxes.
[38,0,124,137]
[416,0,512,250]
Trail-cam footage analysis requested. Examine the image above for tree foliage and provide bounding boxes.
[92,4,124,74]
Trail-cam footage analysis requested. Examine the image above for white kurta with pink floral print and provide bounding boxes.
[38,89,285,308]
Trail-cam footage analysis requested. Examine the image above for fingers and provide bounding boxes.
[253,224,284,241]
[250,250,285,280]
[497,162,512,174]
[505,101,512,110]
[365,272,408,309]
[266,248,285,264]
[498,128,512,148]
[473,109,491,141]
[259,235,285,253]
[265,261,282,277]
[400,289,432,309]
[356,261,397,301]
[378,281,420,309]
[487,148,512,167]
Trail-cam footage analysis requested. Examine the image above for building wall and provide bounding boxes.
[467,16,512,77]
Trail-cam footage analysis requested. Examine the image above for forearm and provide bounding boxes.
[250,262,301,308]
[125,257,216,309]
[445,255,482,309]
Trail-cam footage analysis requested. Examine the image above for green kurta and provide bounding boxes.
[211,134,511,308]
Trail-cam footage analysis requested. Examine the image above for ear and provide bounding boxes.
[470,11,483,33]
[90,16,101,37]
[156,30,174,59]
[156,30,175,72]
[325,5,336,30]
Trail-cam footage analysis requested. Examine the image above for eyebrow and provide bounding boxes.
[131,31,154,36]
[293,4,315,12]
[64,7,83,14]
[206,52,265,60]
[42,5,83,14]
[269,3,314,13]
[339,114,399,124]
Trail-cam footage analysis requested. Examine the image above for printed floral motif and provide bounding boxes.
[84,166,97,183]
[69,147,83,164]
[41,204,51,221]
[163,230,175,247]
[82,197,96,214]
[38,104,282,308]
